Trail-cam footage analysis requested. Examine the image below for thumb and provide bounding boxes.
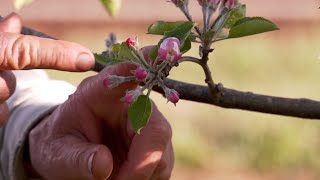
[30,135,113,180]
[0,12,22,33]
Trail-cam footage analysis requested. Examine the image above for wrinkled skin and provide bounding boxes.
[0,13,95,126]
[29,64,174,180]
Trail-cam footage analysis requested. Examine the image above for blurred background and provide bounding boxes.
[1,0,320,179]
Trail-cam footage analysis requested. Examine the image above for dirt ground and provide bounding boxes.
[171,167,319,180]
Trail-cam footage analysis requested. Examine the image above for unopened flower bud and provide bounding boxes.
[121,90,141,104]
[164,88,180,106]
[222,0,237,9]
[102,75,128,89]
[133,67,148,81]
[198,0,220,7]
[171,0,188,7]
[158,37,182,62]
[126,37,136,47]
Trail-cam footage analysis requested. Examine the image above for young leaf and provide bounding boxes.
[111,43,121,53]
[13,0,33,9]
[118,43,135,59]
[228,17,279,39]
[101,0,121,17]
[94,52,127,66]
[148,21,186,35]
[224,4,246,29]
[203,30,215,40]
[149,21,195,60]
[149,45,159,61]
[128,95,152,134]
[180,38,192,53]
[163,21,195,44]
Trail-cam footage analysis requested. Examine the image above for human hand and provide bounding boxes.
[0,13,95,126]
[28,64,174,180]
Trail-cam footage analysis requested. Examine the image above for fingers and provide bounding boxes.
[0,71,16,127]
[150,142,174,180]
[0,102,9,126]
[116,105,172,180]
[0,70,16,102]
[0,12,22,33]
[29,122,114,180]
[0,33,95,71]
[0,13,94,71]
[0,14,19,127]
[91,146,114,180]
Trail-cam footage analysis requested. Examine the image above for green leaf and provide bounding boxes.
[101,0,121,17]
[148,21,186,35]
[13,0,33,9]
[149,21,195,60]
[118,43,135,59]
[149,45,159,61]
[111,43,121,53]
[94,51,127,66]
[128,95,152,134]
[203,30,215,40]
[224,4,246,29]
[163,21,195,44]
[228,17,279,39]
[180,38,192,53]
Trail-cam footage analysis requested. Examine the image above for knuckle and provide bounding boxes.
[8,35,36,70]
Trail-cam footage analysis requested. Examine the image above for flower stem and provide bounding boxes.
[180,4,202,35]
[202,6,208,33]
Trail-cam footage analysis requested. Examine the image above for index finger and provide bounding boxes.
[0,33,95,71]
[0,13,94,72]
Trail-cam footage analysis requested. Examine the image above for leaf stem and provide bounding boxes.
[212,37,228,43]
[131,51,149,68]
[156,61,169,73]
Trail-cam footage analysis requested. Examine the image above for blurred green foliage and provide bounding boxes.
[46,22,320,174]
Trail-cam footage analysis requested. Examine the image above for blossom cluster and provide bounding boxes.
[171,0,237,9]
[103,37,182,106]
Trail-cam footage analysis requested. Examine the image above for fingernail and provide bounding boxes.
[76,53,95,71]
[87,152,95,176]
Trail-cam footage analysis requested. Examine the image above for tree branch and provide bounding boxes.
[8,17,320,119]
[154,79,320,119]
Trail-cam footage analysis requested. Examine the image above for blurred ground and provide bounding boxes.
[1,0,320,21]
[2,0,320,179]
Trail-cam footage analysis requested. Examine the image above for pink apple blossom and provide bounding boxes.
[158,37,182,62]
[222,0,237,9]
[171,0,188,7]
[126,37,136,47]
[134,67,148,81]
[165,89,180,106]
[121,90,141,104]
[103,75,127,89]
[198,0,220,6]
